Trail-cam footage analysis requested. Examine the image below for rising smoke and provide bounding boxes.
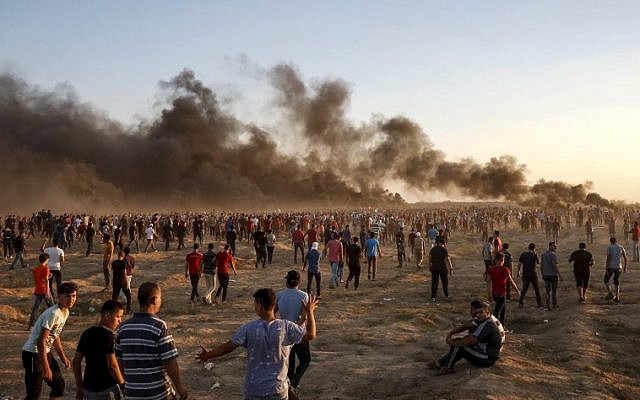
[0,65,608,213]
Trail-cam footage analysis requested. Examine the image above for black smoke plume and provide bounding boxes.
[0,65,609,213]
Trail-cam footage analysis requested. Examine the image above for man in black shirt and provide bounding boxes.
[72,300,125,399]
[85,223,96,257]
[516,243,542,308]
[345,237,362,290]
[111,251,131,314]
[568,242,594,303]
[429,238,453,301]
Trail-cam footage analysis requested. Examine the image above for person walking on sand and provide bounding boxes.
[275,271,311,397]
[604,237,627,303]
[516,243,543,308]
[116,282,189,400]
[185,243,204,303]
[486,253,520,326]
[541,242,563,310]
[197,288,317,400]
[365,231,383,280]
[345,237,362,290]
[22,282,78,400]
[143,223,157,253]
[568,242,594,303]
[72,300,125,400]
[413,231,425,269]
[27,253,54,330]
[214,244,237,304]
[303,242,322,297]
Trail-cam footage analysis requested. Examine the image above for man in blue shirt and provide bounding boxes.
[303,242,322,297]
[365,232,383,281]
[276,271,310,396]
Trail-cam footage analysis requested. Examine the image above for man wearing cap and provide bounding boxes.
[276,271,310,397]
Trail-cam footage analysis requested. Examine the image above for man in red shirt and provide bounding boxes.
[486,253,520,327]
[292,225,305,264]
[629,221,640,262]
[215,244,237,304]
[185,243,203,303]
[305,224,318,251]
[28,253,54,329]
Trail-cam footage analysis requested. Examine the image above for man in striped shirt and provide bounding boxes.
[116,282,188,400]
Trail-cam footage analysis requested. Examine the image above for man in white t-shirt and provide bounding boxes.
[22,281,77,400]
[43,239,65,301]
[144,224,157,253]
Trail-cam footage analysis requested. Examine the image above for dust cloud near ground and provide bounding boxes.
[1,218,638,399]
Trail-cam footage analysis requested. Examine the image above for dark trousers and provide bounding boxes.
[189,274,200,301]
[267,246,275,264]
[255,248,266,268]
[23,351,65,400]
[86,239,94,256]
[543,275,559,308]
[519,275,542,306]
[288,340,311,388]
[112,281,132,312]
[438,346,495,370]
[49,270,62,300]
[294,243,304,264]
[492,294,506,325]
[346,264,360,289]
[307,272,321,296]
[215,273,230,302]
[430,269,449,298]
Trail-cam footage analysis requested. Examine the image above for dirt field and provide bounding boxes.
[1,222,639,400]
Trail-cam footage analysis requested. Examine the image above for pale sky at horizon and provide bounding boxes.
[2,1,639,202]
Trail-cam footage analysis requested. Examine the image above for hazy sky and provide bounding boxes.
[2,1,639,202]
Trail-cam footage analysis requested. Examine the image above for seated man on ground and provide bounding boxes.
[429,299,505,375]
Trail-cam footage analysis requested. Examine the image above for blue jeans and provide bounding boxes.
[632,240,639,260]
[329,261,339,288]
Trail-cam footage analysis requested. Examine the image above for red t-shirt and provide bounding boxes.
[216,251,234,274]
[632,227,640,241]
[33,265,49,295]
[186,251,203,275]
[487,265,511,296]
[292,230,304,244]
[306,229,317,244]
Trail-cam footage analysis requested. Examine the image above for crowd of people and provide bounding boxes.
[9,204,639,399]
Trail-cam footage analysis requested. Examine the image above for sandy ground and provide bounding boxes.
[1,223,639,400]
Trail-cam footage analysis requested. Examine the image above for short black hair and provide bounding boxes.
[39,253,50,263]
[253,288,276,310]
[138,282,160,307]
[101,300,124,316]
[470,299,490,309]
[579,242,587,249]
[58,281,78,295]
[528,243,536,250]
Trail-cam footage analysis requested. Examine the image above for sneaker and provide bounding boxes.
[431,297,437,302]
[605,292,614,300]
[613,297,620,304]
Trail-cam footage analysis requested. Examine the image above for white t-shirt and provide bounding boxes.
[44,246,64,271]
[145,227,155,240]
[22,305,69,353]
